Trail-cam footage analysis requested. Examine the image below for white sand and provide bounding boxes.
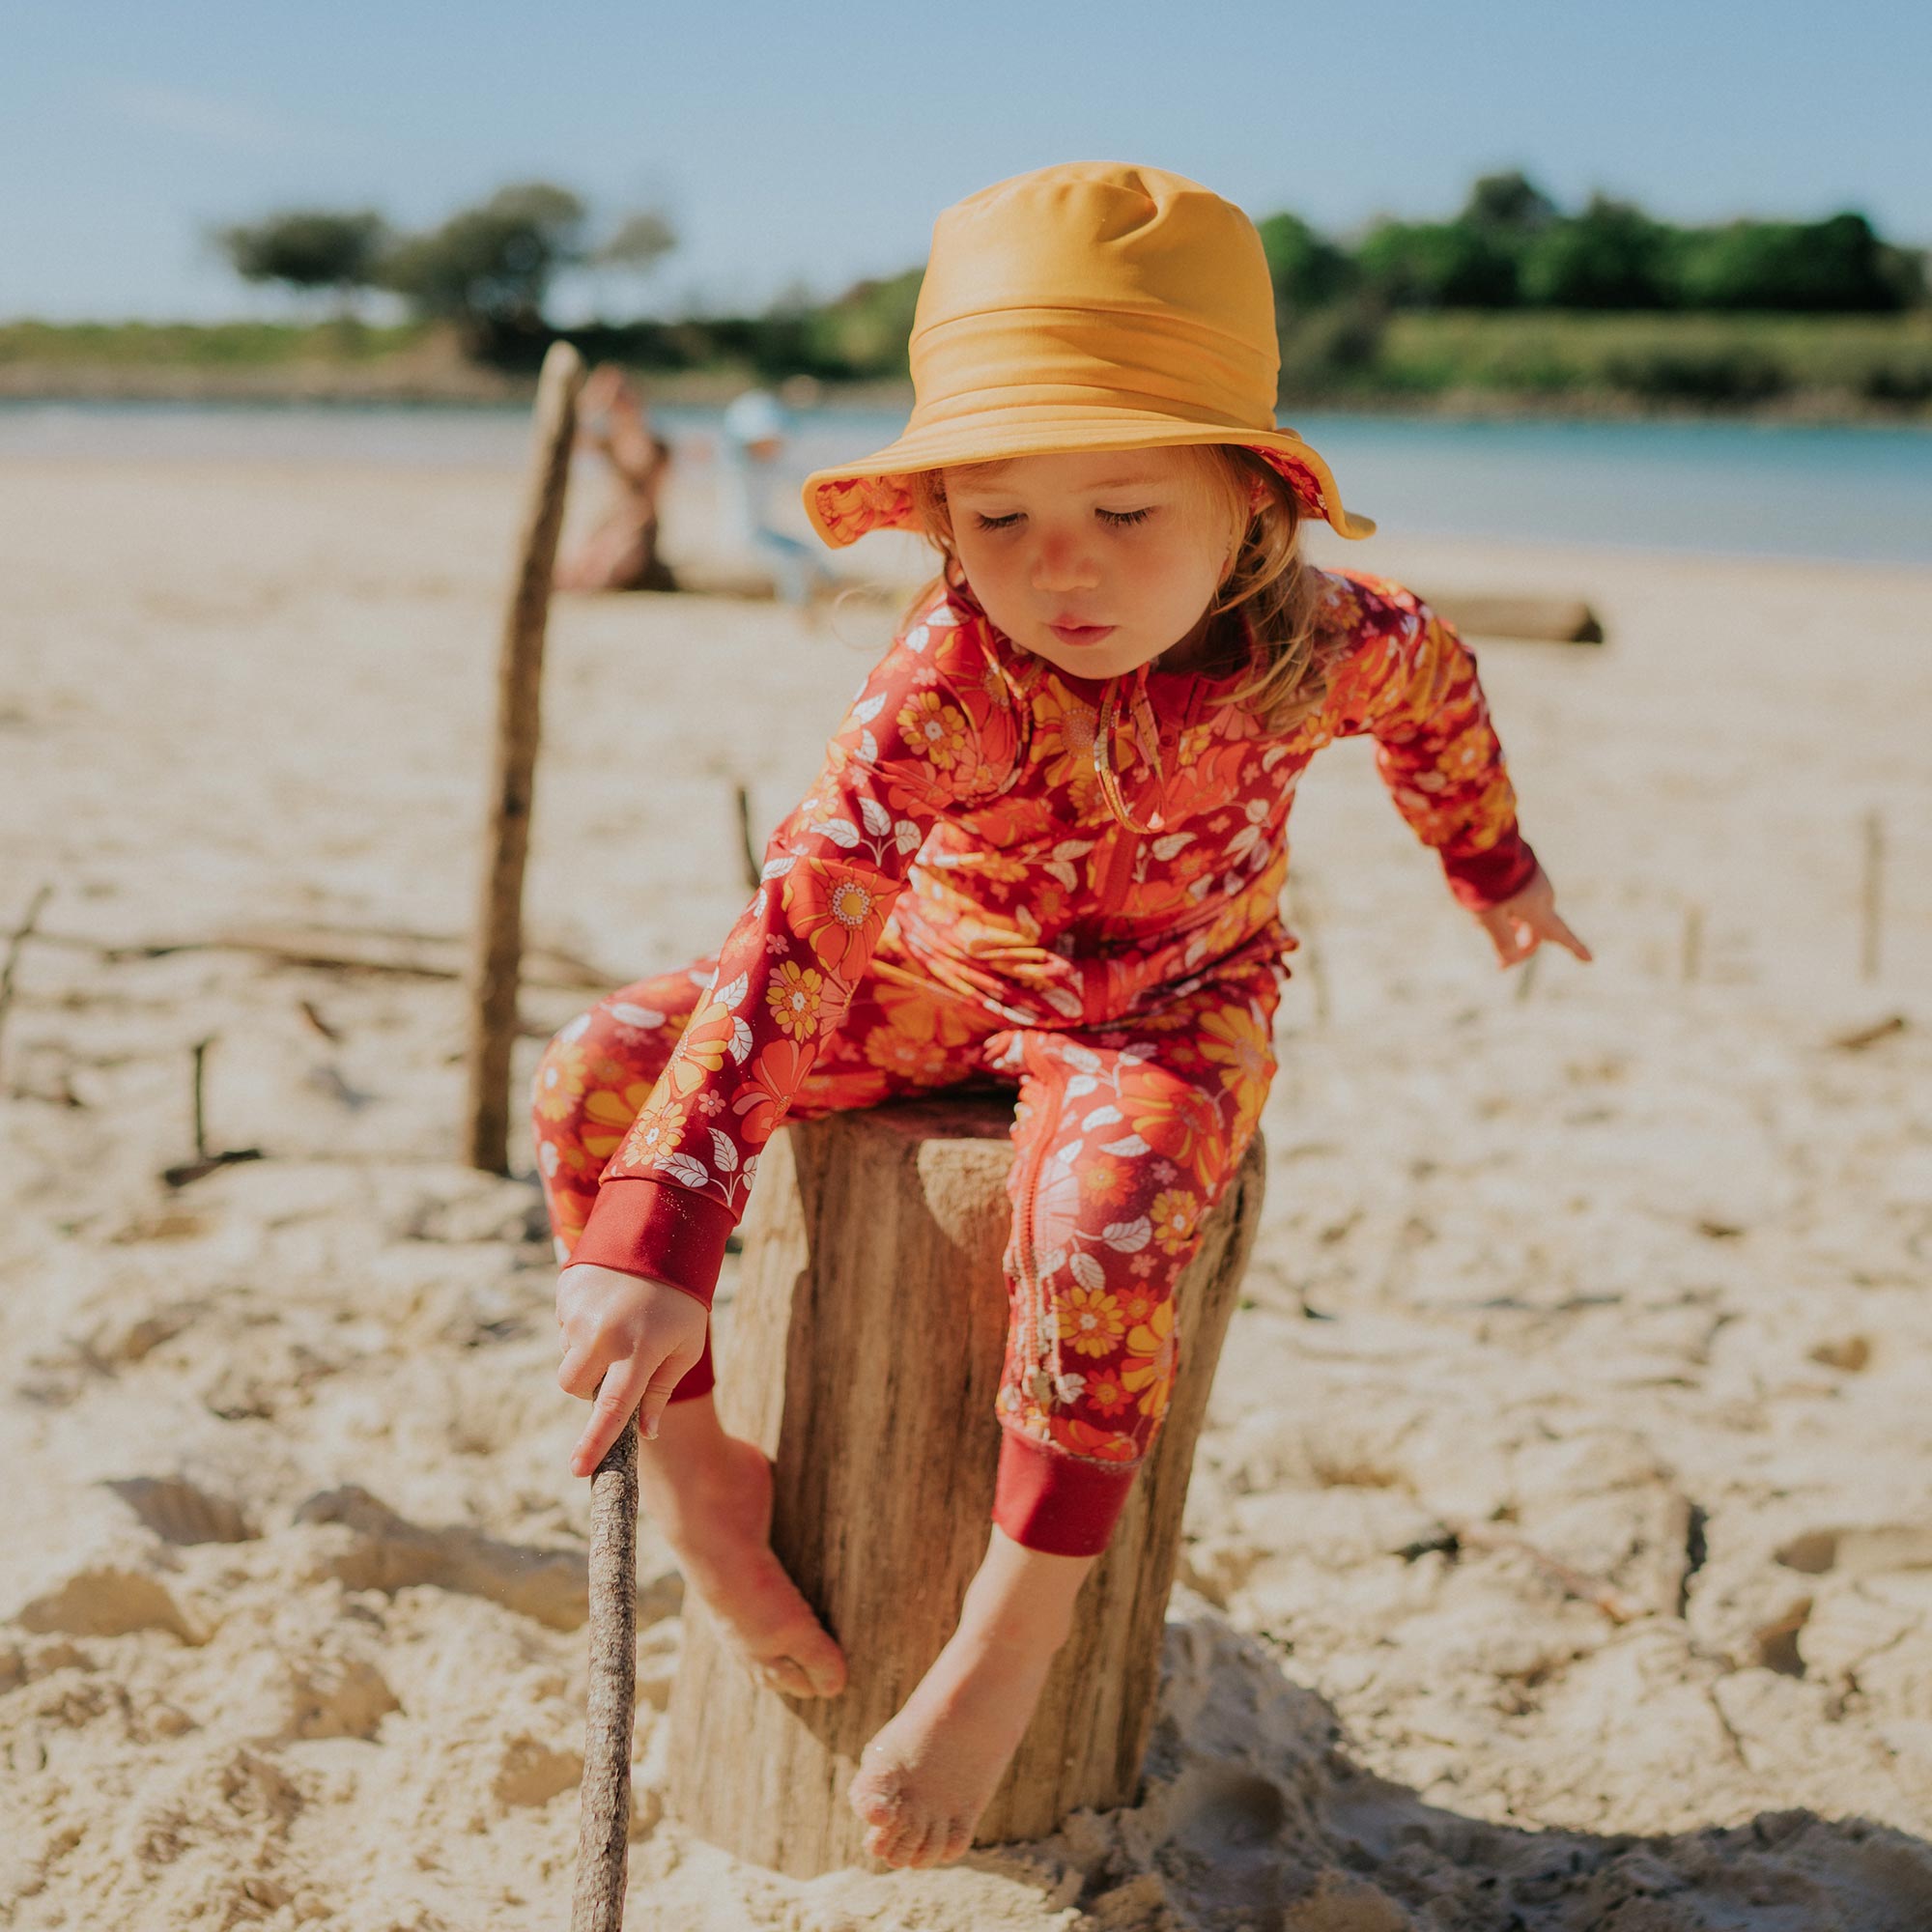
[2,449,1930,1930]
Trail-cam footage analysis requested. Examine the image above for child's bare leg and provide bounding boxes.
[638,1391,847,1699]
[848,1523,1094,1867]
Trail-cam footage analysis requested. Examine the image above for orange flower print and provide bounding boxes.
[766,960,825,1039]
[1125,1082,1226,1191]
[732,1037,814,1145]
[1149,1189,1202,1254]
[620,1092,689,1171]
[1058,1283,1126,1358]
[783,858,888,976]
[1198,1002,1273,1141]
[1116,1285,1158,1327]
[532,1037,587,1122]
[1045,1413,1140,1462]
[897,690,971,769]
[1080,1367,1134,1417]
[1120,1301,1177,1419]
[1080,1158,1134,1206]
[582,1078,654,1159]
[861,1022,952,1082]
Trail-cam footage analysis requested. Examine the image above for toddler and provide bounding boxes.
[539,161,1591,1869]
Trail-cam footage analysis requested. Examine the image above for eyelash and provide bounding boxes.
[971,508,1152,531]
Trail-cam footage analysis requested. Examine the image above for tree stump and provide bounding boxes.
[666,1094,1266,1875]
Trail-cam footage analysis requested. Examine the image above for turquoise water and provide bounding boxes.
[6,399,1929,566]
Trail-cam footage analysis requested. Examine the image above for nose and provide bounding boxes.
[1030,525,1099,593]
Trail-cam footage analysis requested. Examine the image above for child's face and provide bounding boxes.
[942,447,1235,680]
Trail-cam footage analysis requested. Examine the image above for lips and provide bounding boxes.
[1047,620,1117,646]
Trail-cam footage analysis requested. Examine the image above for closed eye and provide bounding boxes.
[972,511,1023,530]
[1098,507,1153,526]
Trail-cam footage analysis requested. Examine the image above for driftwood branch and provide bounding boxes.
[1418,592,1605,645]
[0,881,54,1079]
[465,340,586,1175]
[572,1424,639,1931]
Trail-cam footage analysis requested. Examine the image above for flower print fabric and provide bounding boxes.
[538,563,1538,1556]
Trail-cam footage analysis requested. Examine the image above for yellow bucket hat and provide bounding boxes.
[802,160,1376,548]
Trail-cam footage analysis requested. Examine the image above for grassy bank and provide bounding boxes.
[4,313,1931,420]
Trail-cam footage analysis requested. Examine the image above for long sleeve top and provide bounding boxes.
[569,565,1539,1301]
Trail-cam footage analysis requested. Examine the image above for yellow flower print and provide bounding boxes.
[532,1039,587,1122]
[581,1078,655,1159]
[1120,1300,1177,1419]
[1148,1188,1202,1254]
[1058,1283,1126,1358]
[1198,1003,1274,1141]
[897,691,970,769]
[620,1093,690,1170]
[766,960,825,1040]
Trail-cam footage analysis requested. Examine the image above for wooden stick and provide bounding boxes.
[1513,946,1542,1004]
[572,1423,639,1932]
[1861,809,1884,983]
[464,341,586,1174]
[0,881,53,1080]
[732,781,763,894]
[191,1035,213,1160]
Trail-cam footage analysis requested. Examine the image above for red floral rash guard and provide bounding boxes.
[569,565,1539,1299]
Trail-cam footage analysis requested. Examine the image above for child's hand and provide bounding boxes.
[1472,866,1593,970]
[555,1263,708,1476]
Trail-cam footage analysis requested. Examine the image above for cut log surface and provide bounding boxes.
[667,1094,1265,1875]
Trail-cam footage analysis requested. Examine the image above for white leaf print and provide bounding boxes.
[1189,875,1213,900]
[1081,1104,1123,1130]
[557,1012,591,1042]
[895,819,922,854]
[655,1152,710,1189]
[1043,861,1078,891]
[850,693,887,724]
[1100,1133,1151,1157]
[858,794,893,836]
[1064,1074,1099,1099]
[926,602,954,626]
[1151,833,1193,861]
[810,817,861,849]
[1042,985,1086,1020]
[761,854,796,879]
[608,1003,664,1029]
[1050,839,1095,861]
[904,623,930,653]
[709,1129,739,1173]
[1061,1043,1102,1072]
[1069,1251,1106,1291]
[1053,1371,1087,1405]
[740,1154,759,1188]
[1037,1247,1068,1278]
[1102,1216,1152,1253]
[728,1016,753,1064]
[858,729,878,762]
[717,973,749,1009]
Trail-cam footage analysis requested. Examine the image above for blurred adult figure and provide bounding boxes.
[718,388,835,608]
[555,364,677,592]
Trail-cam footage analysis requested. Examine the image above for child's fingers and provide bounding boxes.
[570,1356,654,1477]
[635,1349,700,1445]
[555,1337,611,1403]
[1543,910,1594,962]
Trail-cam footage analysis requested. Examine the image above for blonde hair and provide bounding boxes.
[900,444,1336,731]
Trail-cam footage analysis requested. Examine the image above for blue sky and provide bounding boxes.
[6,1,1928,322]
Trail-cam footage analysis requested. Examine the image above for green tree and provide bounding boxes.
[1254,211,1355,313]
[379,182,589,348]
[1520,195,1673,308]
[805,268,924,378]
[1671,212,1918,312]
[1356,218,1520,307]
[1460,170,1559,236]
[214,209,388,309]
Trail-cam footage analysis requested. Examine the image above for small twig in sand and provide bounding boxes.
[298,998,344,1042]
[161,1035,264,1188]
[1831,1013,1907,1053]
[0,881,55,1079]
[1457,1522,1644,1624]
[1680,903,1703,984]
[732,781,763,894]
[1861,809,1885,983]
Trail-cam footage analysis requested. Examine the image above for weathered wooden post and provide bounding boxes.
[464,338,585,1174]
[667,1094,1266,1874]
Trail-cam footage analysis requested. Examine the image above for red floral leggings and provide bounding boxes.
[533,925,1277,1556]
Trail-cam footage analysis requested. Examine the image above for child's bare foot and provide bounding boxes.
[847,1526,1094,1868]
[638,1400,846,1699]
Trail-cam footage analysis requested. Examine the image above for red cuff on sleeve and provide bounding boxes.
[1441,830,1539,911]
[992,1427,1139,1557]
[570,1175,735,1310]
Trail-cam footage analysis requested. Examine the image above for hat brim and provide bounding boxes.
[801,416,1377,548]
